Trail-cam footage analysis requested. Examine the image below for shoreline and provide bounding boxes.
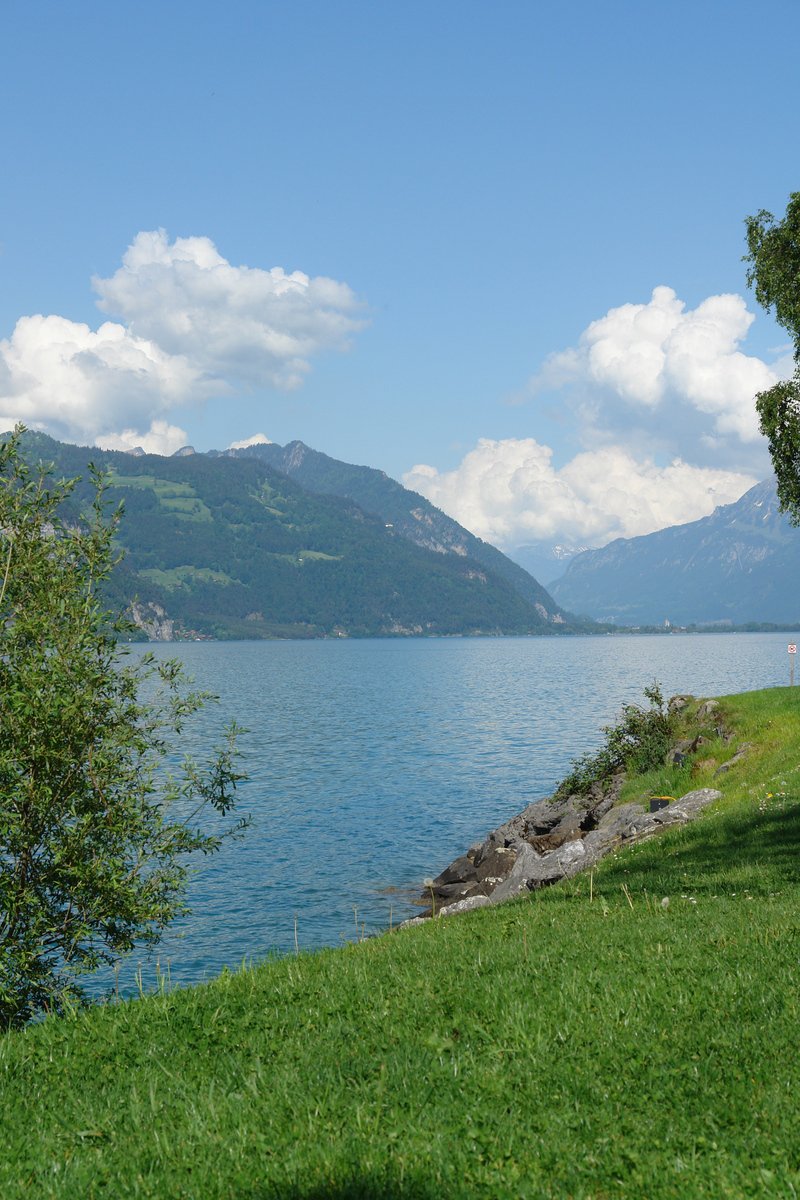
[404,695,737,926]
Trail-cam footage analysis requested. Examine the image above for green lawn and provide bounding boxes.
[1,688,799,1198]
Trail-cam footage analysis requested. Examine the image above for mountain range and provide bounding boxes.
[15,429,798,634]
[12,432,574,640]
[549,478,800,626]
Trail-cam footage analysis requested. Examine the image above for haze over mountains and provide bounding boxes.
[506,541,590,588]
[550,478,800,627]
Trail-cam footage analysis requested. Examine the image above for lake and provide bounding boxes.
[126,632,793,988]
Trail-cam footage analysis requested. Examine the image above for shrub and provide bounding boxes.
[556,683,675,798]
[0,428,247,1028]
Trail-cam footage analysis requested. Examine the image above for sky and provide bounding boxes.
[2,0,799,560]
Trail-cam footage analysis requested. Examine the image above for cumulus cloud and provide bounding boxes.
[0,230,364,452]
[93,229,365,390]
[0,313,209,448]
[404,437,757,550]
[532,286,787,444]
[227,433,272,449]
[95,421,190,456]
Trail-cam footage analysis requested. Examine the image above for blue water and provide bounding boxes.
[120,632,794,988]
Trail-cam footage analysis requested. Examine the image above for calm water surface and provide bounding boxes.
[124,633,793,987]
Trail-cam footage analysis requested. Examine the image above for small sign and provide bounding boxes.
[789,644,797,654]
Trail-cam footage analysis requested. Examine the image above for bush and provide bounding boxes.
[556,683,675,798]
[0,428,247,1028]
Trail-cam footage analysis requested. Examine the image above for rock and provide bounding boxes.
[425,769,627,910]
[437,895,491,919]
[581,826,619,861]
[587,786,619,824]
[550,838,590,880]
[597,802,652,839]
[666,738,693,766]
[430,880,480,905]
[129,600,175,642]
[697,699,719,719]
[489,843,542,902]
[491,837,598,898]
[471,795,571,864]
[666,787,721,818]
[527,810,583,853]
[432,855,478,888]
[475,846,516,884]
[668,694,693,713]
[508,795,574,836]
[714,744,751,777]
[398,915,428,929]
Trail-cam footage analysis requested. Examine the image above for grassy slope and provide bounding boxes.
[1,689,799,1199]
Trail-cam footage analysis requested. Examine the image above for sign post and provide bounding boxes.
[789,644,797,687]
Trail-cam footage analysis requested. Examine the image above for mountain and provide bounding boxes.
[225,439,571,625]
[506,540,589,586]
[12,431,577,640]
[549,478,800,626]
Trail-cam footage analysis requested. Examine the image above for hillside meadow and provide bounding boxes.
[1,687,799,1198]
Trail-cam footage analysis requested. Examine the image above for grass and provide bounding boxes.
[110,475,213,522]
[138,566,239,591]
[1,687,799,1198]
[298,550,343,562]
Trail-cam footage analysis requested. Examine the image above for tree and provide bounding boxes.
[0,428,246,1028]
[744,193,800,523]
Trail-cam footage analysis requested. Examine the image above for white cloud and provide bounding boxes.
[533,286,786,444]
[0,231,365,452]
[93,229,365,390]
[95,420,190,456]
[0,313,209,448]
[227,432,272,449]
[404,437,757,550]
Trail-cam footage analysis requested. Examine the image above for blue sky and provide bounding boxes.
[2,0,799,555]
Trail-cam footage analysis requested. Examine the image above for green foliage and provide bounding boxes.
[556,682,676,798]
[745,193,800,350]
[0,428,247,1028]
[745,193,800,523]
[755,377,800,525]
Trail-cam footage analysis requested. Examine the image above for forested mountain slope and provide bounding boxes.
[13,432,578,639]
[226,439,570,624]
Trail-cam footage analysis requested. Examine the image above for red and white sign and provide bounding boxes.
[789,644,797,654]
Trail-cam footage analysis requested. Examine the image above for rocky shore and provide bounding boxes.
[405,696,734,926]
